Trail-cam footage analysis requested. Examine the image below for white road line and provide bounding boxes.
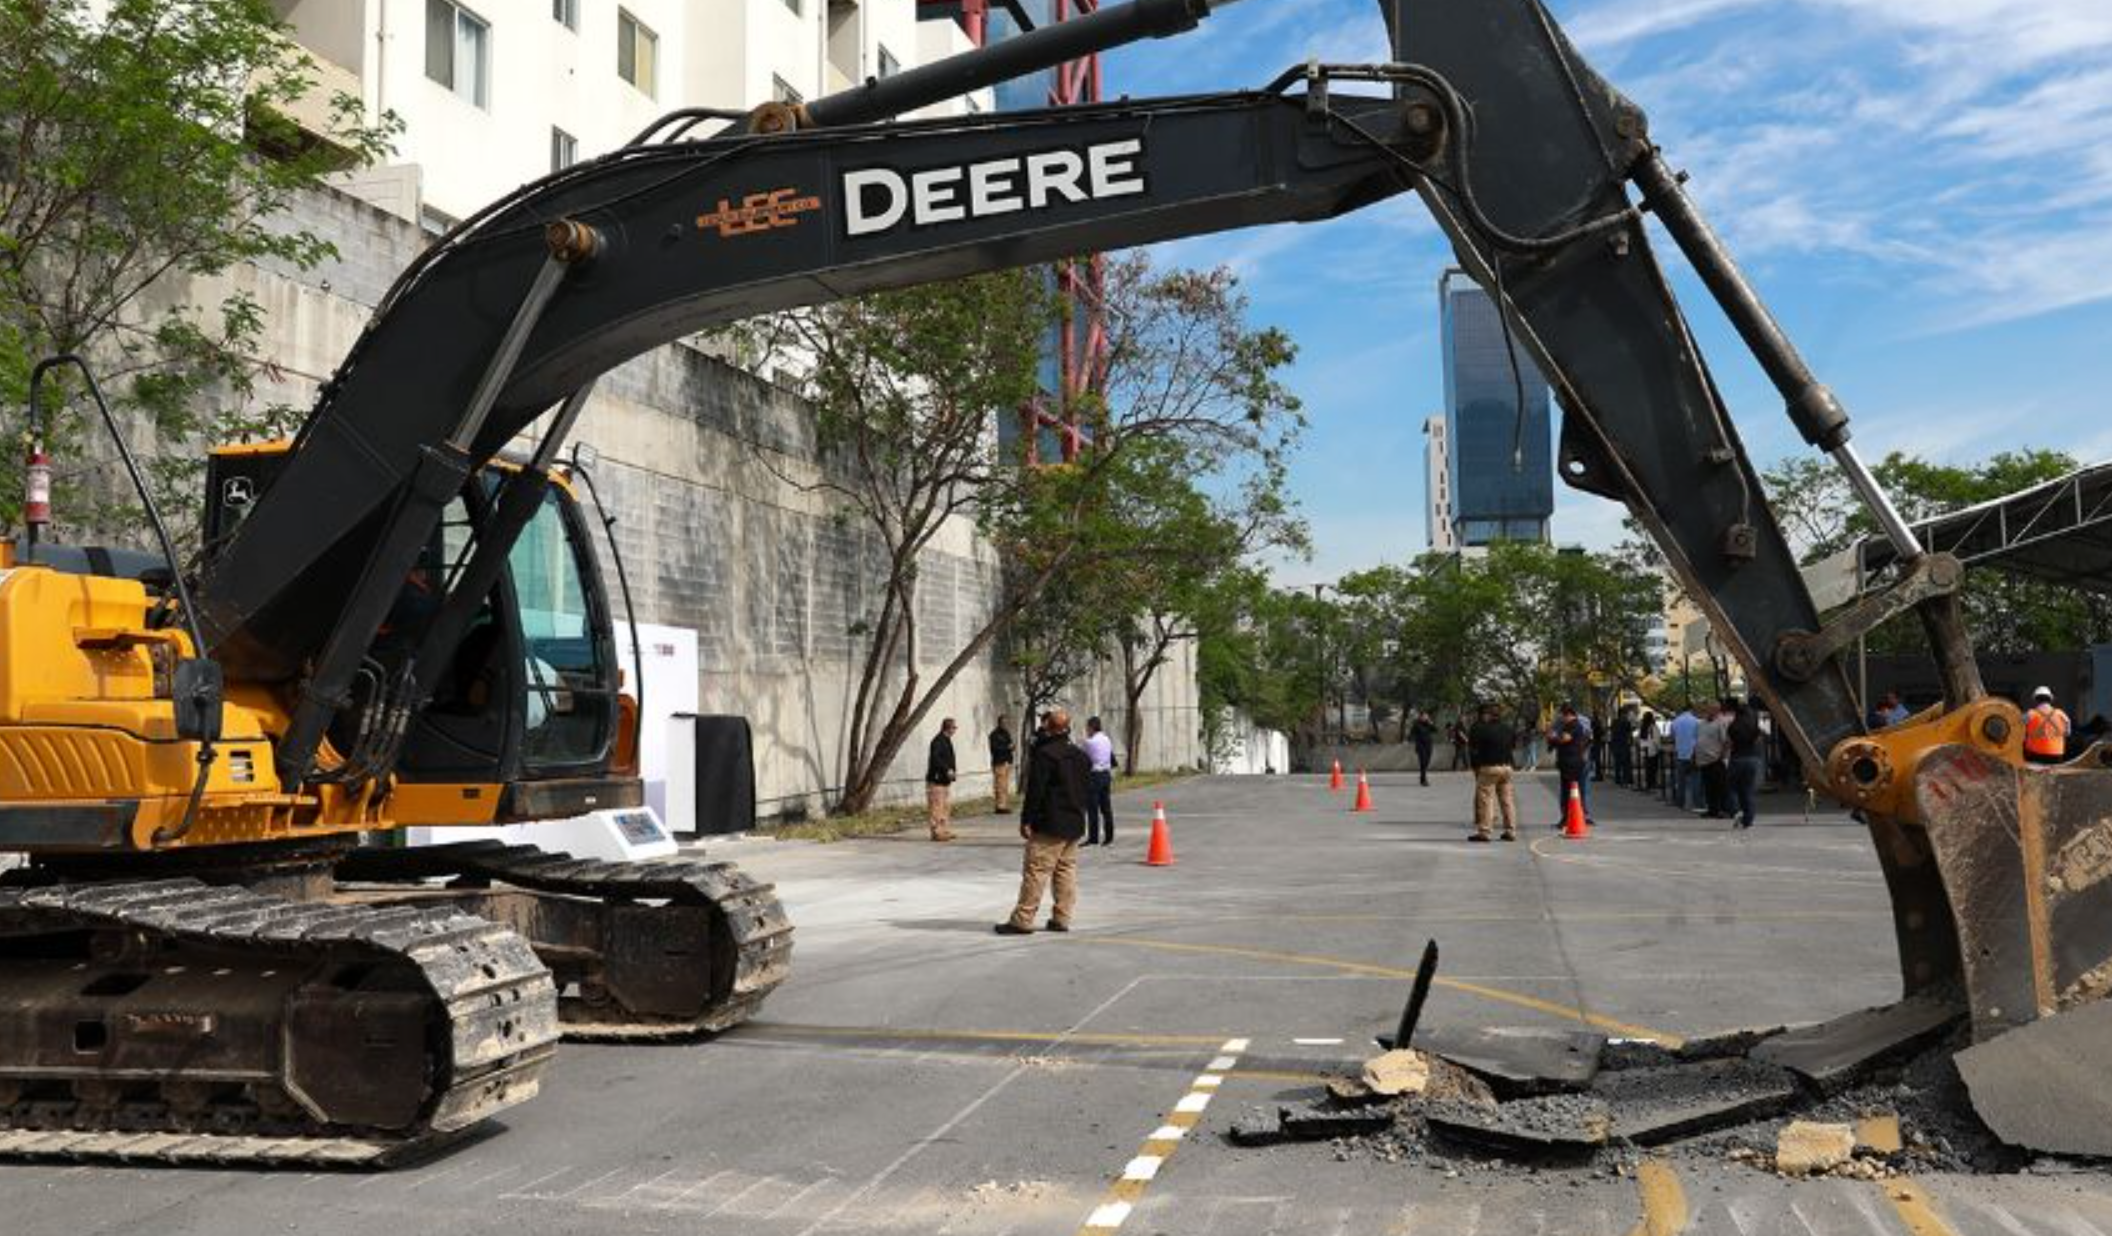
[792,975,1149,1236]
[1148,1125,1187,1142]
[1121,1156,1163,1182]
[1221,1037,1250,1052]
[1193,1074,1223,1089]
[1085,1201,1133,1229]
[1207,1055,1238,1071]
[1175,1092,1212,1114]
[1294,1037,1344,1045]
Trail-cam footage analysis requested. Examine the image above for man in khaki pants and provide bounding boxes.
[996,708,1090,934]
[988,715,1016,813]
[1466,702,1519,842]
[925,718,958,841]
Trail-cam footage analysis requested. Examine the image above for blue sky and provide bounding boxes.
[1102,0,2112,582]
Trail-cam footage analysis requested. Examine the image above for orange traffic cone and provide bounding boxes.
[1143,801,1175,866]
[1561,781,1590,839]
[1328,759,1344,792]
[1352,770,1374,813]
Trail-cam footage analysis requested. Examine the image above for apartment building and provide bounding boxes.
[270,0,988,228]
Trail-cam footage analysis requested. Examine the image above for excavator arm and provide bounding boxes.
[178,0,2108,1153]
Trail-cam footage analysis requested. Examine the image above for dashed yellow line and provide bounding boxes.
[1883,1178,1963,1236]
[1075,1036,1250,1236]
[1623,1159,1689,1236]
[1081,936,1684,1047]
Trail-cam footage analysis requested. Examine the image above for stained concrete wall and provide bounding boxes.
[135,183,1205,815]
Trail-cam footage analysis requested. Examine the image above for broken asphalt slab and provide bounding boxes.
[1598,1057,1802,1146]
[1420,1027,1606,1097]
[1749,995,1960,1092]
[1956,1000,2112,1158]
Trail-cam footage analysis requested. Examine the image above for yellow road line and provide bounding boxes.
[1623,1160,1689,1236]
[741,1022,1227,1048]
[1082,936,1684,1047]
[1883,1179,1962,1236]
[1076,1037,1251,1236]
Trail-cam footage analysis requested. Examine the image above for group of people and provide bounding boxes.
[1432,696,1773,840]
[923,712,1118,845]
[920,710,1123,935]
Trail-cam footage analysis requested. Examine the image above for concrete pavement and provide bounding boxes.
[6,772,2110,1235]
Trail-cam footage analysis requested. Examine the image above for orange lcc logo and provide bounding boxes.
[696,188,822,238]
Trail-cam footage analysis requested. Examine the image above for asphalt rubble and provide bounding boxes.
[1227,1014,2076,1181]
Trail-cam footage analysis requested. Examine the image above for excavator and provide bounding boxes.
[1,0,2106,1167]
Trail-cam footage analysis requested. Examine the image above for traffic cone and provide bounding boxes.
[1143,801,1175,866]
[1352,770,1374,813]
[1329,759,1344,792]
[1562,782,1590,839]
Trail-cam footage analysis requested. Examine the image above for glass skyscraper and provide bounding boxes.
[1440,268,1553,546]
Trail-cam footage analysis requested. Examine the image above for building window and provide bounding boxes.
[551,126,578,171]
[772,74,803,105]
[617,9,658,97]
[553,0,579,30]
[877,45,900,78]
[425,0,490,108]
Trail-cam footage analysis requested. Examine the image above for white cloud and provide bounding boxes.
[1565,0,1768,52]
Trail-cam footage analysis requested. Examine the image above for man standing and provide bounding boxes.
[1548,703,1589,829]
[1467,703,1518,843]
[1726,697,1764,830]
[1410,710,1437,786]
[1669,704,1700,809]
[1082,715,1116,846]
[1611,707,1635,787]
[1693,700,1729,818]
[2025,686,2073,765]
[998,708,1091,935]
[925,718,959,842]
[1870,690,1910,729]
[988,715,1016,814]
[1447,717,1470,771]
[1637,710,1660,793]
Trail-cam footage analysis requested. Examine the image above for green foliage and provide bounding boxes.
[728,254,1305,807]
[1201,542,1663,757]
[1761,448,2112,654]
[0,0,396,543]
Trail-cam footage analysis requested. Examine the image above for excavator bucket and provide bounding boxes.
[1393,0,2112,1156]
[1914,743,2112,1155]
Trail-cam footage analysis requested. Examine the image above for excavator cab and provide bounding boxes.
[203,444,630,821]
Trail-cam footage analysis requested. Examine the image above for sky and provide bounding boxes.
[1100,0,2112,584]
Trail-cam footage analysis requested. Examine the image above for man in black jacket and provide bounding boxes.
[1548,703,1589,830]
[989,716,1016,814]
[1466,703,1518,842]
[925,718,958,842]
[997,708,1090,935]
[1409,711,1436,786]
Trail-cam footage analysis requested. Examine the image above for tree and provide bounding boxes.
[1004,566,1108,723]
[0,0,395,543]
[729,255,1303,812]
[1092,255,1305,770]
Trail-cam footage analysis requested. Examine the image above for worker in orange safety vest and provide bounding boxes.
[2024,686,2072,765]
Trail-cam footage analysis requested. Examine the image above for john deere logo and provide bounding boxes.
[696,187,822,238]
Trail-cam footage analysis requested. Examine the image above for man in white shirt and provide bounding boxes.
[1082,716,1116,846]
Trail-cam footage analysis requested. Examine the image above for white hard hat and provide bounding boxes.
[2033,686,2055,700]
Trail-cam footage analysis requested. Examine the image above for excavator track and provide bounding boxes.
[0,877,558,1167]
[335,842,792,1041]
